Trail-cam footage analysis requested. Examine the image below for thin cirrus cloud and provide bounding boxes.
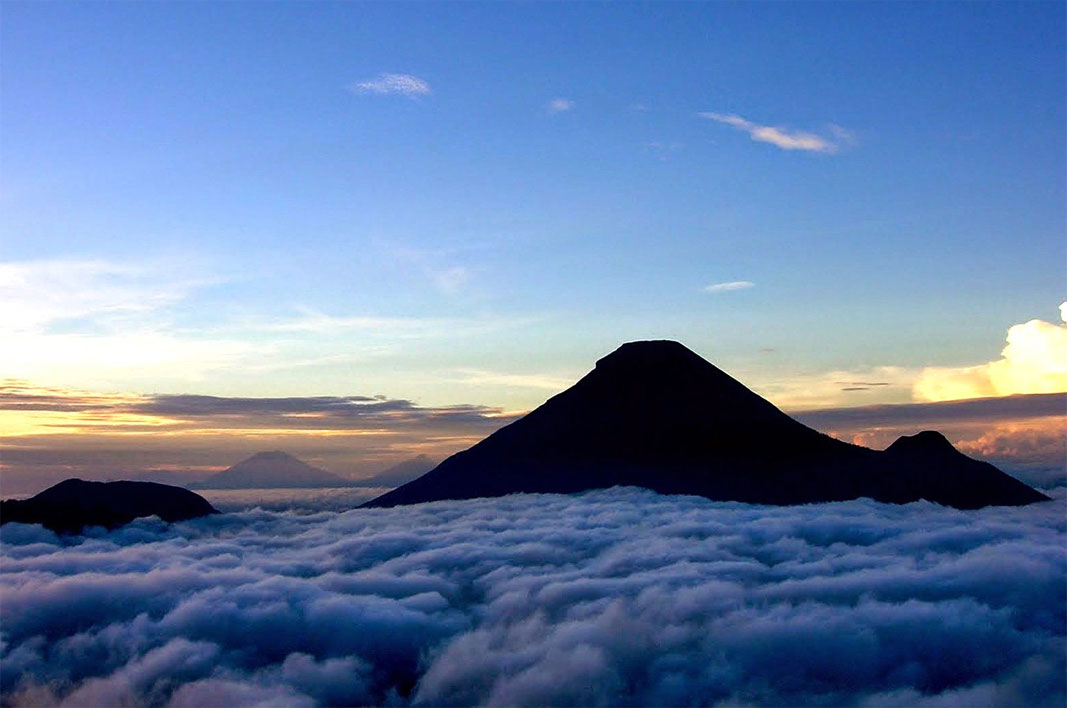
[700,112,851,154]
[547,98,574,114]
[350,73,431,97]
[0,256,526,388]
[0,258,252,384]
[704,280,754,293]
[0,258,214,335]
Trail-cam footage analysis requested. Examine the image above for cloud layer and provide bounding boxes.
[2,488,1063,706]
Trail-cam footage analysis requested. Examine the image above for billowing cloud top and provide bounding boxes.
[1,488,1063,706]
[915,303,1067,401]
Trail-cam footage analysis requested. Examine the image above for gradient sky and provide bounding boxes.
[1,3,1065,488]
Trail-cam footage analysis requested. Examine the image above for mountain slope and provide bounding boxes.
[364,341,1049,509]
[353,455,438,488]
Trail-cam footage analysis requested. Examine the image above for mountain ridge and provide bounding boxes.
[364,340,1049,510]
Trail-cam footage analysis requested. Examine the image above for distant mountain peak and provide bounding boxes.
[249,450,293,459]
[193,451,352,489]
[593,340,737,381]
[595,339,700,366]
[886,430,955,455]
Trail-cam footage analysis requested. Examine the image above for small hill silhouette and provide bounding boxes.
[1,479,217,534]
[365,341,1049,510]
[192,451,353,489]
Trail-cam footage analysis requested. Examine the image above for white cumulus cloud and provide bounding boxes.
[915,304,1067,402]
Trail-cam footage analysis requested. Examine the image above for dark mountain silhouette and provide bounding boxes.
[881,430,1048,509]
[365,341,1049,510]
[353,455,439,488]
[1,479,217,534]
[191,451,355,489]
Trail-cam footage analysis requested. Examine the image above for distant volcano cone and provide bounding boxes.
[365,341,1048,509]
[193,451,351,489]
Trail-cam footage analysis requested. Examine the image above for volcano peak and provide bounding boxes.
[364,342,1049,509]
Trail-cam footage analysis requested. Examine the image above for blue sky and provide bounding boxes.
[2,2,1064,412]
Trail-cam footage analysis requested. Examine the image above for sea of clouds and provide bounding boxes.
[1,487,1064,707]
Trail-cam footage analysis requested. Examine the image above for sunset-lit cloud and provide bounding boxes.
[0,380,518,494]
[914,304,1067,402]
[757,366,917,410]
[955,418,1066,469]
[0,381,514,439]
[350,73,431,97]
[699,112,848,153]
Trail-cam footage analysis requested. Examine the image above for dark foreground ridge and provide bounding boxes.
[365,341,1050,510]
[1,479,218,534]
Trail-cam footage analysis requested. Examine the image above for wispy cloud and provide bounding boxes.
[351,73,431,97]
[433,266,469,295]
[0,258,250,384]
[452,368,576,392]
[704,280,754,293]
[753,365,918,410]
[547,98,574,114]
[699,112,848,153]
[0,258,212,336]
[645,141,683,161]
[383,244,476,296]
